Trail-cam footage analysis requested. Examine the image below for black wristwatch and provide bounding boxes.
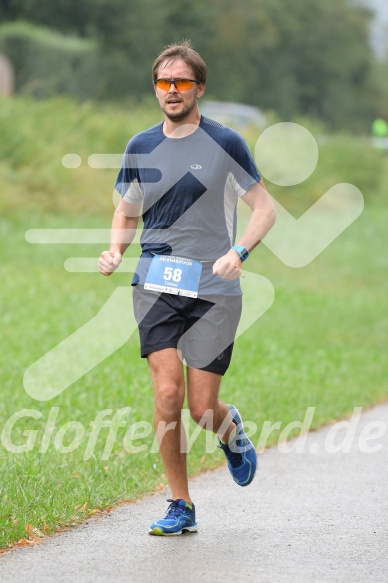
[231,245,250,262]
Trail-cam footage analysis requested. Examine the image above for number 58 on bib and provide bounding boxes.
[144,255,202,298]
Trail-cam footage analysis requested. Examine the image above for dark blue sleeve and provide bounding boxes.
[114,139,141,200]
[227,131,261,192]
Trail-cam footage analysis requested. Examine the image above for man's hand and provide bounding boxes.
[98,251,122,276]
[212,249,242,280]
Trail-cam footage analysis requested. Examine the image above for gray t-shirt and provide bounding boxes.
[114,115,261,295]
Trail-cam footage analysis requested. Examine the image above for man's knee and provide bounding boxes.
[189,402,215,429]
[155,383,184,418]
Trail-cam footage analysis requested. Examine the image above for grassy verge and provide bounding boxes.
[0,98,387,549]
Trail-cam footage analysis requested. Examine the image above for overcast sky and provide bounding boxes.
[357,0,388,57]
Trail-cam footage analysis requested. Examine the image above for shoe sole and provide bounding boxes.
[227,404,258,486]
[148,525,198,536]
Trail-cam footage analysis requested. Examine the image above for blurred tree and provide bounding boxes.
[0,0,385,130]
[252,0,377,128]
[0,0,97,36]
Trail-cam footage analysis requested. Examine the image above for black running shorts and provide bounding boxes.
[132,286,242,376]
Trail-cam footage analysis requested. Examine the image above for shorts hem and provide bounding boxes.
[185,363,229,376]
[140,341,179,358]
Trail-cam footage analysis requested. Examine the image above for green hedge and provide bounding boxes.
[0,21,100,99]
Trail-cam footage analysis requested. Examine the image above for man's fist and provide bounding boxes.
[98,251,122,276]
[212,249,242,280]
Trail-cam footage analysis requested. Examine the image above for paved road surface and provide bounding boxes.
[1,405,387,583]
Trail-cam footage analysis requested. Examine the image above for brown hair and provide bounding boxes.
[152,40,207,85]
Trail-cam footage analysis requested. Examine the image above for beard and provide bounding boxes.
[161,93,198,122]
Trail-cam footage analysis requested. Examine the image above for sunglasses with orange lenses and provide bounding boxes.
[155,78,200,91]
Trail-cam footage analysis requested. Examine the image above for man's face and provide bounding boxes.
[154,59,205,122]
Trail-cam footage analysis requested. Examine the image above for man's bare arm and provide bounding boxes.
[98,197,142,276]
[212,180,276,279]
[235,179,276,252]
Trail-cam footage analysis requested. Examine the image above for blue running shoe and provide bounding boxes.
[218,404,257,486]
[149,499,198,536]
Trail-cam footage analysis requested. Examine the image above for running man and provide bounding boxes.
[98,41,276,535]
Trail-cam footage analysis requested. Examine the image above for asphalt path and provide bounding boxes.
[1,404,387,583]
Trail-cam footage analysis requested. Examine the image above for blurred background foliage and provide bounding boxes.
[0,0,388,131]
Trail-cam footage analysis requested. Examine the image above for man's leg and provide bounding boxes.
[186,367,236,441]
[147,347,192,504]
[187,366,257,487]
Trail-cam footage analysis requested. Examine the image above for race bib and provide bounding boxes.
[144,255,202,298]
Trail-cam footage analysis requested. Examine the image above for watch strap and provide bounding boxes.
[231,245,249,262]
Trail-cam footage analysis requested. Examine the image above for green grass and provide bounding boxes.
[0,98,387,549]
